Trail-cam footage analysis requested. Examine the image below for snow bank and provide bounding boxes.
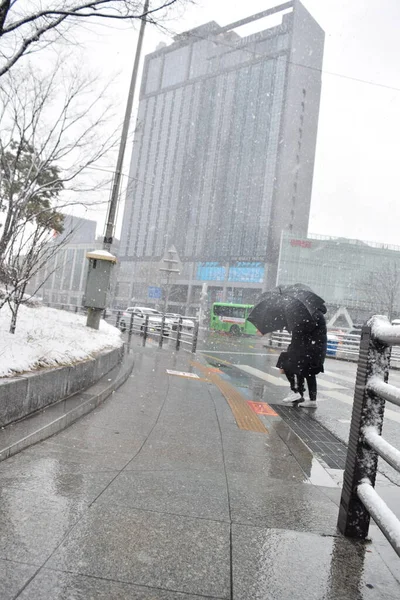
[0,304,122,377]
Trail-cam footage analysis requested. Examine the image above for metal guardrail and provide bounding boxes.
[44,303,199,353]
[269,329,400,365]
[338,316,400,557]
[114,311,199,354]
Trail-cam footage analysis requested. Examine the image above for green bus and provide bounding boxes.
[210,303,257,335]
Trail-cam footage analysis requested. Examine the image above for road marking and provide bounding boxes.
[236,365,346,391]
[322,370,357,384]
[319,390,400,424]
[236,365,287,386]
[166,370,200,379]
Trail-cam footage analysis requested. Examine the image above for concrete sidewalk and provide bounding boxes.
[1,342,399,599]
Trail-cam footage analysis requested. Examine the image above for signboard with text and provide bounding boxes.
[148,286,162,299]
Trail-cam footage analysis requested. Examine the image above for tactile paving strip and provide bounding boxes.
[192,361,269,434]
[272,404,348,469]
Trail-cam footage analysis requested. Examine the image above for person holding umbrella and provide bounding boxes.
[248,284,328,407]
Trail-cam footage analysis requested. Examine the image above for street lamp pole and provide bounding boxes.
[103,0,149,250]
[85,0,149,329]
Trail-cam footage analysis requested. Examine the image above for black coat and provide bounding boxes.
[284,308,327,376]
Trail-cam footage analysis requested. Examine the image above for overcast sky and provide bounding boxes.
[74,0,400,247]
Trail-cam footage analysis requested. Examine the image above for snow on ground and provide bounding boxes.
[0,304,122,377]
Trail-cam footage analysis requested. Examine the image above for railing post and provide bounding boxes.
[192,319,199,353]
[338,322,390,539]
[142,315,149,346]
[176,316,183,351]
[159,314,166,348]
[128,312,134,344]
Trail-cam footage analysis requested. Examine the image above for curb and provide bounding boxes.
[0,352,134,462]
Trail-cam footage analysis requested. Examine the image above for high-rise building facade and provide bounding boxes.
[117,1,324,312]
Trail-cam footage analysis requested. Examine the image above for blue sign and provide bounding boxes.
[197,262,226,281]
[148,286,162,299]
[228,262,264,283]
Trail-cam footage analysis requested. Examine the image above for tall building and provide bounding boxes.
[277,232,400,325]
[117,1,324,313]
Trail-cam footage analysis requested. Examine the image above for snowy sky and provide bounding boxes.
[69,0,400,247]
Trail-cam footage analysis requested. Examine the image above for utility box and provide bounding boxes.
[84,250,117,309]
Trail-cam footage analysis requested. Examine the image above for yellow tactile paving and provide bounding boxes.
[191,361,268,434]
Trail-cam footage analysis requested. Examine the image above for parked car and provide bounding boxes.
[119,307,173,334]
[165,313,195,329]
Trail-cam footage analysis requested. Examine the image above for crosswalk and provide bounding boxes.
[235,363,400,425]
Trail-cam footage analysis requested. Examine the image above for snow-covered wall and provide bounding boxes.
[0,345,123,427]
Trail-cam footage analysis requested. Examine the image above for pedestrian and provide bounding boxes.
[280,305,327,407]
[276,349,301,398]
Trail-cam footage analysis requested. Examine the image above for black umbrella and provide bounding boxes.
[248,283,325,335]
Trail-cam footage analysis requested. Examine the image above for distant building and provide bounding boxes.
[277,232,400,325]
[117,1,324,313]
[26,216,119,308]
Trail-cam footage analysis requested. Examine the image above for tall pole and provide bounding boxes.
[103,0,150,251]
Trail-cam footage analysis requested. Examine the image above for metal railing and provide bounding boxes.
[114,311,199,354]
[269,329,400,366]
[338,316,400,557]
[43,303,199,353]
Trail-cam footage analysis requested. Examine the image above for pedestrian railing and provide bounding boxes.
[43,303,199,353]
[338,315,400,557]
[113,311,199,354]
[269,329,400,366]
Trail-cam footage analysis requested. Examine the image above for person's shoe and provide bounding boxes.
[282,391,303,403]
[300,400,317,408]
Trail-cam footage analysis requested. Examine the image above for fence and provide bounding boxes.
[337,315,400,557]
[44,303,199,353]
[113,311,199,354]
[269,329,400,367]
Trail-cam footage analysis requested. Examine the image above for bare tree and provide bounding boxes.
[0,60,117,263]
[0,60,119,331]
[1,213,74,333]
[365,261,400,321]
[0,0,184,77]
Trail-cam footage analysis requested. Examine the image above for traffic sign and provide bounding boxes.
[148,286,162,299]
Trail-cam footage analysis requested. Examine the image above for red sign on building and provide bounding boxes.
[290,239,312,248]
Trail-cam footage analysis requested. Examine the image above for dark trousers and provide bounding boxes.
[285,372,317,401]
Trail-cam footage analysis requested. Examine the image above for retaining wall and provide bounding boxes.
[0,345,124,427]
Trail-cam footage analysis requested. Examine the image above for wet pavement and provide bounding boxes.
[198,331,400,485]
[1,336,400,599]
